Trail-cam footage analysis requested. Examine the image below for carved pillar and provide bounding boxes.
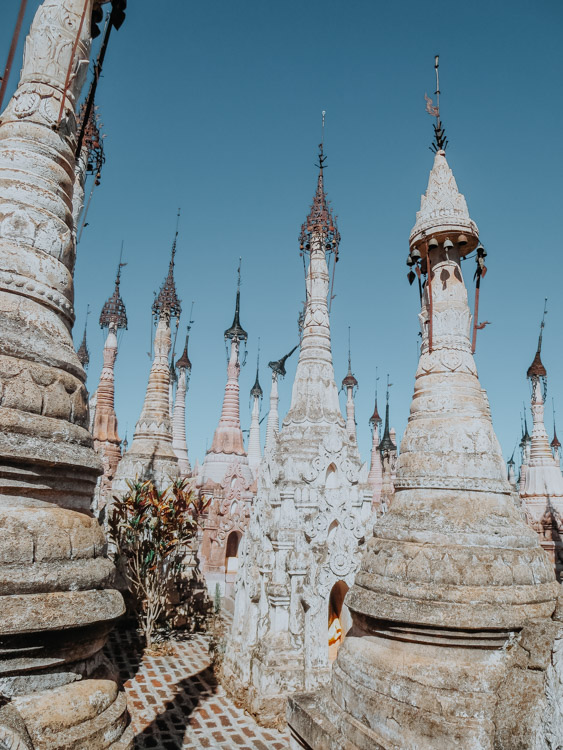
[0,0,130,746]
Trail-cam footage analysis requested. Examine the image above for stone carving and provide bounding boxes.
[0,0,131,746]
[287,150,562,750]
[223,154,372,726]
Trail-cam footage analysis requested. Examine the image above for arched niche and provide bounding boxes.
[328,580,352,663]
[225,530,242,576]
[325,462,338,489]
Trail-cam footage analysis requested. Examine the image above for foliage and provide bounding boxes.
[108,478,208,648]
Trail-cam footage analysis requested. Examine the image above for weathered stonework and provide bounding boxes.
[287,150,562,750]
[0,0,131,746]
[223,152,371,726]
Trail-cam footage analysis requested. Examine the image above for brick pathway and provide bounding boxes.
[105,626,289,749]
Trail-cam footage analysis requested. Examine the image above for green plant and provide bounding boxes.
[108,478,207,648]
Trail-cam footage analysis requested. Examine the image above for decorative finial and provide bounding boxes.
[380,375,395,453]
[176,303,194,373]
[152,212,182,322]
[425,54,448,153]
[77,305,91,369]
[225,259,248,343]
[321,110,326,148]
[269,344,299,378]
[250,338,263,399]
[527,298,548,387]
[370,368,382,428]
[552,399,561,450]
[100,246,128,330]
[341,327,358,390]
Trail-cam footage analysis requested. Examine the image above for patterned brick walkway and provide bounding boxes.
[105,625,289,749]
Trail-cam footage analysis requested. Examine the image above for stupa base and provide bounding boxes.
[288,616,563,750]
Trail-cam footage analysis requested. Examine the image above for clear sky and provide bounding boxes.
[2,0,563,468]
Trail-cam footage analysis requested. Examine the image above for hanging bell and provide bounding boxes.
[411,246,422,262]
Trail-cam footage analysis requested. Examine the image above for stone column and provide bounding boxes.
[0,0,130,746]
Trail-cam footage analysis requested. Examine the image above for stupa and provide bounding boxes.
[172,328,193,477]
[367,390,383,509]
[287,104,562,749]
[0,0,131,745]
[520,308,563,581]
[92,262,128,519]
[223,140,371,726]
[247,349,263,477]
[197,268,254,596]
[112,236,181,496]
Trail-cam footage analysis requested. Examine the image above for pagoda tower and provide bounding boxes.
[288,129,561,747]
[223,141,371,726]
[341,332,358,443]
[552,422,561,464]
[367,389,383,509]
[0,0,130,745]
[92,262,128,518]
[172,328,192,477]
[247,348,263,477]
[520,309,563,580]
[112,237,181,495]
[197,267,254,595]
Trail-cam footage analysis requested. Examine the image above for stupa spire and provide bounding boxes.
[172,315,193,478]
[520,304,563,579]
[92,261,128,517]
[77,305,90,369]
[207,264,247,458]
[341,327,358,442]
[112,225,181,493]
[367,373,383,508]
[247,341,263,476]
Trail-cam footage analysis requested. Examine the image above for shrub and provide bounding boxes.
[108,478,207,647]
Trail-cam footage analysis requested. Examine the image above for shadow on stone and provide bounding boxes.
[134,666,218,749]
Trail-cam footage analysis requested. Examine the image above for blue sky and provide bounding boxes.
[2,0,563,467]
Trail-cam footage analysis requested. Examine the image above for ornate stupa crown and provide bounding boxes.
[77,305,90,368]
[369,395,382,427]
[153,236,182,321]
[224,260,248,342]
[409,150,479,256]
[176,331,192,371]
[299,142,340,255]
[99,262,127,329]
[268,344,299,378]
[527,301,548,380]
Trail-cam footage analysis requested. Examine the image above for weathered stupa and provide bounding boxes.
[197,269,254,594]
[288,133,563,747]
[92,262,128,519]
[520,310,563,581]
[0,0,131,746]
[172,328,192,477]
[112,238,181,495]
[223,142,371,725]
